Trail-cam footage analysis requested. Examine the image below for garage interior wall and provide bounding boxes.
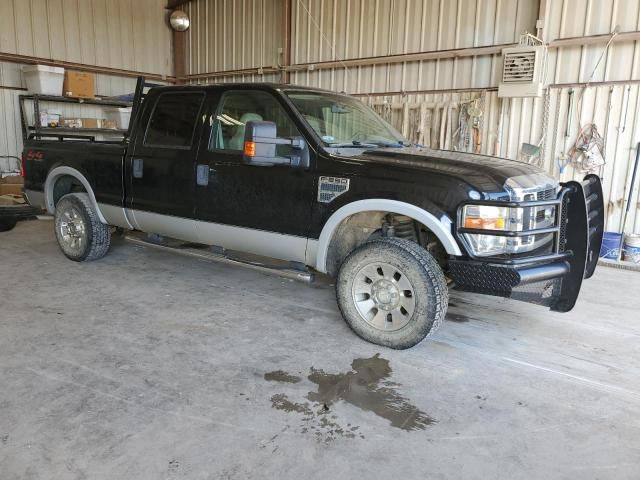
[185,0,640,234]
[0,0,173,170]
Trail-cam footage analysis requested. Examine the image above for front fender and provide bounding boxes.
[312,199,463,273]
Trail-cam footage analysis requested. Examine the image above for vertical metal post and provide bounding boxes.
[281,0,292,84]
[617,142,640,261]
[173,29,187,84]
[34,95,41,139]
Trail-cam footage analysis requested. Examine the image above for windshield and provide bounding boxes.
[285,91,409,148]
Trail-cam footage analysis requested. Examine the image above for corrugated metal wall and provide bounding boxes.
[289,0,537,93]
[183,0,640,234]
[0,0,172,168]
[185,0,284,82]
[545,0,640,84]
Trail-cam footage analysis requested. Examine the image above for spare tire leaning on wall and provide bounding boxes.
[0,204,42,232]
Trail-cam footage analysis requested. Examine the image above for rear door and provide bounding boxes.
[126,90,206,224]
[193,88,316,262]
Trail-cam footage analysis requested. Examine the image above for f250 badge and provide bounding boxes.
[318,176,350,203]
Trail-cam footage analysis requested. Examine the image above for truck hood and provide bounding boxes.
[351,147,556,195]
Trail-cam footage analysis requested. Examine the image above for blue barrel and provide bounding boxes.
[623,234,640,264]
[600,232,623,259]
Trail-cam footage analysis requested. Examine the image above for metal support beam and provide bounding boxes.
[173,30,187,84]
[0,51,175,83]
[186,43,516,82]
[180,29,640,85]
[549,30,640,48]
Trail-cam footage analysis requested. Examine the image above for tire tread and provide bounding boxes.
[336,237,448,349]
[55,193,111,262]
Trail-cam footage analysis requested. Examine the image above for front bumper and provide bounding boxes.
[449,174,604,312]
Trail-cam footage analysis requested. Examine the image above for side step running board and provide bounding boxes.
[124,233,315,284]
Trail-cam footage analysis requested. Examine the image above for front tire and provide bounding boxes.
[336,237,448,349]
[54,193,111,262]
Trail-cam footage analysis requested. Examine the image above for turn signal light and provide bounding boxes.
[244,141,256,157]
[464,216,506,230]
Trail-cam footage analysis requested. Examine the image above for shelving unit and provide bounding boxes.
[18,94,132,141]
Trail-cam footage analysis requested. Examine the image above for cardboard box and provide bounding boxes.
[63,71,96,99]
[1,176,24,185]
[0,183,23,196]
[81,118,100,129]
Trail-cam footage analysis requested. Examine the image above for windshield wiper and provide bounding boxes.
[370,141,409,148]
[328,141,379,148]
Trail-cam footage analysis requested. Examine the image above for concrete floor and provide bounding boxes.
[1,219,640,480]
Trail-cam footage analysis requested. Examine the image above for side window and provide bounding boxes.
[144,92,204,148]
[209,90,300,154]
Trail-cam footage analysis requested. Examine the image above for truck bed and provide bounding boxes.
[23,139,127,210]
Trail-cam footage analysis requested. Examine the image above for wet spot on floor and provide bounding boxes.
[266,354,435,440]
[264,370,302,384]
[307,354,435,431]
[270,393,312,415]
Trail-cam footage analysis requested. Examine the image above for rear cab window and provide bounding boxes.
[144,92,205,149]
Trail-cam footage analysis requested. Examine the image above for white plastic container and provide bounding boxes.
[623,234,640,264]
[105,107,132,130]
[22,65,64,96]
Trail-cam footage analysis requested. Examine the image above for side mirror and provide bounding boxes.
[242,121,307,167]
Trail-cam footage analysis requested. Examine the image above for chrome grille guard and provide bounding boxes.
[453,174,605,312]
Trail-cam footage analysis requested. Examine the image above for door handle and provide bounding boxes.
[196,164,214,186]
[132,158,144,178]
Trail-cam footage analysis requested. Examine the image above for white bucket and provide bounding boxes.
[623,234,640,264]
[22,65,64,96]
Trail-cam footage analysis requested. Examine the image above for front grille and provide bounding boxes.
[522,187,556,202]
[537,188,556,200]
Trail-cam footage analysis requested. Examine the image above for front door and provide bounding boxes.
[126,90,206,232]
[194,89,316,263]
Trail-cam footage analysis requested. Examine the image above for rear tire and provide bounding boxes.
[0,218,17,232]
[54,193,111,262]
[336,237,448,349]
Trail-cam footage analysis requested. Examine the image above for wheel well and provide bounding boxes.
[52,175,87,207]
[324,211,449,276]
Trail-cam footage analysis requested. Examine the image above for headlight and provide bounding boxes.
[462,205,522,231]
[460,204,555,257]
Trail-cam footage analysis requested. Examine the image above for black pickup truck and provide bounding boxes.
[22,80,604,349]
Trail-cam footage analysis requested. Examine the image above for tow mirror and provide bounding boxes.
[242,121,307,167]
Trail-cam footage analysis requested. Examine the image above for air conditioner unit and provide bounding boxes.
[498,45,547,98]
